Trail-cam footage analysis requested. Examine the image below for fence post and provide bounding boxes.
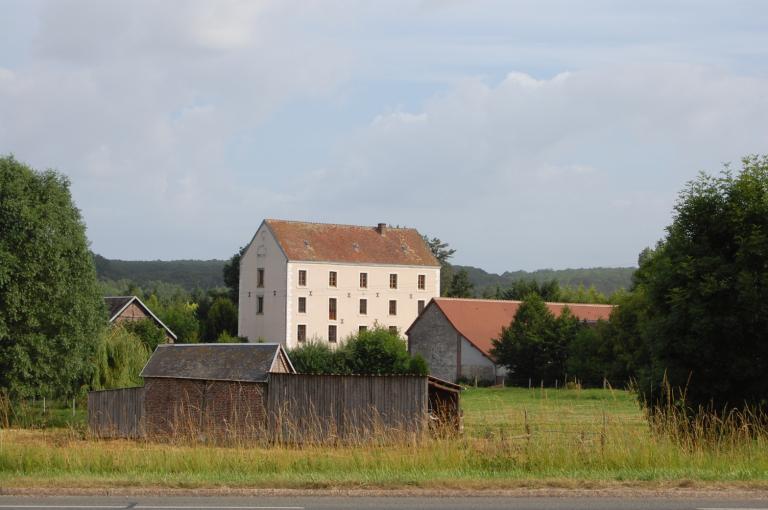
[524,408,531,446]
[601,409,607,453]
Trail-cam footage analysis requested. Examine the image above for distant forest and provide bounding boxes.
[93,254,227,291]
[93,254,635,296]
[454,265,636,296]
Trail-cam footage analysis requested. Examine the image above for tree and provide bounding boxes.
[223,246,247,304]
[423,235,456,297]
[92,326,149,390]
[288,327,428,376]
[501,278,560,302]
[203,297,238,341]
[491,294,581,385]
[123,319,166,352]
[0,156,106,399]
[446,268,474,298]
[632,156,768,412]
[344,327,428,375]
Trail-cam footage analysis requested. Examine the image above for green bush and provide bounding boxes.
[123,319,167,352]
[288,327,427,376]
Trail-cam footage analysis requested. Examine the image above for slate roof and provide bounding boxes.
[104,295,178,341]
[140,343,294,382]
[407,298,614,359]
[264,219,440,267]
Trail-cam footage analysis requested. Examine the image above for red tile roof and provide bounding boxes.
[265,219,440,267]
[410,298,614,359]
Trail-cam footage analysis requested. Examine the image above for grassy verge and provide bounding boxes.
[1,388,767,489]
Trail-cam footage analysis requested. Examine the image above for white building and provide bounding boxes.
[238,219,441,348]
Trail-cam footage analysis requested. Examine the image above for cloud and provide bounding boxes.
[309,64,768,271]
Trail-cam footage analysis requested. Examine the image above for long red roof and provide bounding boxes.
[413,298,614,358]
[265,219,440,266]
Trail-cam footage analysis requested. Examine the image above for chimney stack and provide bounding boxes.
[376,222,386,234]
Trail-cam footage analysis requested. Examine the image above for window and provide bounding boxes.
[297,325,306,343]
[257,268,265,288]
[389,273,398,289]
[359,298,367,315]
[418,274,425,290]
[257,296,264,314]
[298,296,306,313]
[359,272,368,288]
[418,300,425,314]
[329,271,337,287]
[329,298,337,320]
[388,326,398,335]
[298,269,307,287]
[359,325,367,333]
[328,325,337,343]
[389,299,397,316]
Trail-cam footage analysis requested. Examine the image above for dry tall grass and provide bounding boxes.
[2,388,767,488]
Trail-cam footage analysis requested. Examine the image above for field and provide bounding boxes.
[1,387,767,490]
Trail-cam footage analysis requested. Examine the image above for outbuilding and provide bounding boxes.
[407,298,614,384]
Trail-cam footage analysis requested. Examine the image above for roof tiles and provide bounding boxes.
[265,219,440,267]
[422,298,614,358]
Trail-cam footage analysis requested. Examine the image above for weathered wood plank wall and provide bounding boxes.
[267,373,428,443]
[88,387,145,438]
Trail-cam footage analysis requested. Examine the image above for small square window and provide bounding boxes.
[359,298,367,315]
[297,324,306,343]
[359,325,367,333]
[257,296,264,314]
[329,271,337,287]
[388,326,398,335]
[328,325,337,343]
[329,298,337,321]
[298,296,306,314]
[359,272,368,288]
[389,273,398,289]
[298,270,307,287]
[418,299,425,314]
[417,274,425,290]
[257,268,265,288]
[389,299,397,316]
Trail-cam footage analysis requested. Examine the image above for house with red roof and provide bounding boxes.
[406,297,613,384]
[238,219,440,347]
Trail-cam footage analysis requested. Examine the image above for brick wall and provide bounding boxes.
[113,303,174,343]
[143,377,266,439]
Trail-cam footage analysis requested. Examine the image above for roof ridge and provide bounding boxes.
[435,297,614,307]
[266,218,415,231]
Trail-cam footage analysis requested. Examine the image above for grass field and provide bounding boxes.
[1,387,767,489]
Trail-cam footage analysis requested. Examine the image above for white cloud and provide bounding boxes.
[312,64,768,271]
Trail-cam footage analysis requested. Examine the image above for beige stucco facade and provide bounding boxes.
[238,221,440,348]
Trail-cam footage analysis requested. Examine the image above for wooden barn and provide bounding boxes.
[88,343,461,442]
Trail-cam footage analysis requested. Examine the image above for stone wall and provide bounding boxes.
[143,377,266,438]
[407,305,459,382]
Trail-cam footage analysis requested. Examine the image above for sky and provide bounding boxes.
[1,1,767,273]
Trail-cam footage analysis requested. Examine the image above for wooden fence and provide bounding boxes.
[266,373,429,442]
[88,387,145,438]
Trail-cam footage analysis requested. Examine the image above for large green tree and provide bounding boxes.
[491,294,581,386]
[0,156,105,399]
[633,156,768,411]
[423,235,456,296]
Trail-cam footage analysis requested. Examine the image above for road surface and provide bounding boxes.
[1,495,768,510]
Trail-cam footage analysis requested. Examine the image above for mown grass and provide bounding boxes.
[1,387,767,489]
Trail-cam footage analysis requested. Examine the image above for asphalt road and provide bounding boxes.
[1,495,768,510]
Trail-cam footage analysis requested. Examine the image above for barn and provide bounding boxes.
[105,295,177,343]
[407,297,614,384]
[89,343,461,442]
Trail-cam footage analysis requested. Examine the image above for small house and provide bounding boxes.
[105,296,177,343]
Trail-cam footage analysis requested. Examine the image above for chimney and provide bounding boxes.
[376,222,386,234]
